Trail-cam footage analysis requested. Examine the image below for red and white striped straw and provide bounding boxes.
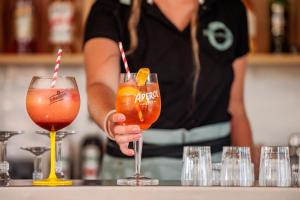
[118,42,131,80]
[51,49,63,88]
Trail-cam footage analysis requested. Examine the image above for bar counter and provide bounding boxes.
[1,180,300,200]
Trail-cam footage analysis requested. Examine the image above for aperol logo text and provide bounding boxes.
[49,90,67,104]
[135,90,159,103]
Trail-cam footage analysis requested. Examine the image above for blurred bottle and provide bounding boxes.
[48,0,76,53]
[289,133,300,168]
[4,0,36,53]
[269,0,289,53]
[242,0,257,53]
[81,136,103,180]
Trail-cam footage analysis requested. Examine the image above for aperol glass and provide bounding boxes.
[26,76,80,186]
[116,73,161,185]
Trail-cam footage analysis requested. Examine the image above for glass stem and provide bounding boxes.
[0,141,7,163]
[34,156,42,173]
[33,156,43,180]
[56,140,63,178]
[134,137,143,176]
[48,131,57,179]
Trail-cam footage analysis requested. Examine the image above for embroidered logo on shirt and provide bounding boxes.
[203,21,233,51]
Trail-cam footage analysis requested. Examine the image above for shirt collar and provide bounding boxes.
[143,0,219,15]
[141,0,219,31]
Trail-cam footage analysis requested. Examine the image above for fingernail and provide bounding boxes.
[129,151,135,156]
[132,127,140,133]
[118,116,125,121]
[134,134,141,139]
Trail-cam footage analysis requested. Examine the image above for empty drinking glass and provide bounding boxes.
[36,130,76,179]
[212,163,221,186]
[181,146,212,186]
[259,146,291,187]
[0,131,23,186]
[291,164,298,186]
[297,148,300,187]
[20,146,50,180]
[220,146,254,187]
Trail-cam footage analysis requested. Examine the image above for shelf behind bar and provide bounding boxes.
[0,53,300,66]
[248,53,300,66]
[0,54,84,66]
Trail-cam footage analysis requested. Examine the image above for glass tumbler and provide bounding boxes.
[259,146,291,187]
[220,146,254,187]
[181,146,212,186]
[292,164,298,186]
[212,163,221,186]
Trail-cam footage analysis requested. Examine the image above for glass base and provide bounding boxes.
[117,175,159,186]
[0,173,10,186]
[33,178,72,186]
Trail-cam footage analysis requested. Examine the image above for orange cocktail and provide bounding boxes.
[116,83,161,130]
[116,70,161,186]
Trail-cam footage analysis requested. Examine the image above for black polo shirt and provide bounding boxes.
[84,0,249,130]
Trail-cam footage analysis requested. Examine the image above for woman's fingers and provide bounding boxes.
[115,133,141,144]
[108,112,141,156]
[119,143,135,156]
[111,113,126,123]
[113,125,140,135]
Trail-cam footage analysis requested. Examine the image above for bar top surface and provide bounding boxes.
[1,180,299,200]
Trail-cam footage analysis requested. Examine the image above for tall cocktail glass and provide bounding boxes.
[116,73,161,185]
[26,76,80,186]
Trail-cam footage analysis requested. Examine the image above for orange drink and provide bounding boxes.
[116,83,161,130]
[116,70,161,186]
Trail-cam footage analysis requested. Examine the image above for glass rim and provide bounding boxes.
[31,75,76,80]
[183,146,211,154]
[0,130,24,134]
[223,146,250,149]
[184,146,211,150]
[261,146,289,150]
[223,146,250,152]
[119,73,157,75]
[261,146,289,153]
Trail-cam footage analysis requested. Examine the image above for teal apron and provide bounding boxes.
[101,122,230,180]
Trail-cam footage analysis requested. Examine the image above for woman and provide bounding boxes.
[84,0,255,180]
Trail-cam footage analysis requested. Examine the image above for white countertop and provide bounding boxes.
[1,180,300,200]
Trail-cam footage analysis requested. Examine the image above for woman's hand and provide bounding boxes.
[108,112,141,156]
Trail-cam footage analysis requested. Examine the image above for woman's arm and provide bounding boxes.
[228,55,252,147]
[84,38,141,156]
[84,38,120,127]
[229,55,260,175]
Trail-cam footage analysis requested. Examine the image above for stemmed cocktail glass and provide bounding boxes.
[26,76,80,186]
[116,73,161,185]
[36,130,76,178]
[0,131,23,186]
[20,146,50,180]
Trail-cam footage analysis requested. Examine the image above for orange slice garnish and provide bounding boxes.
[117,86,139,97]
[136,68,150,86]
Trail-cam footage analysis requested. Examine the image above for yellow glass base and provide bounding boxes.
[33,179,73,186]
